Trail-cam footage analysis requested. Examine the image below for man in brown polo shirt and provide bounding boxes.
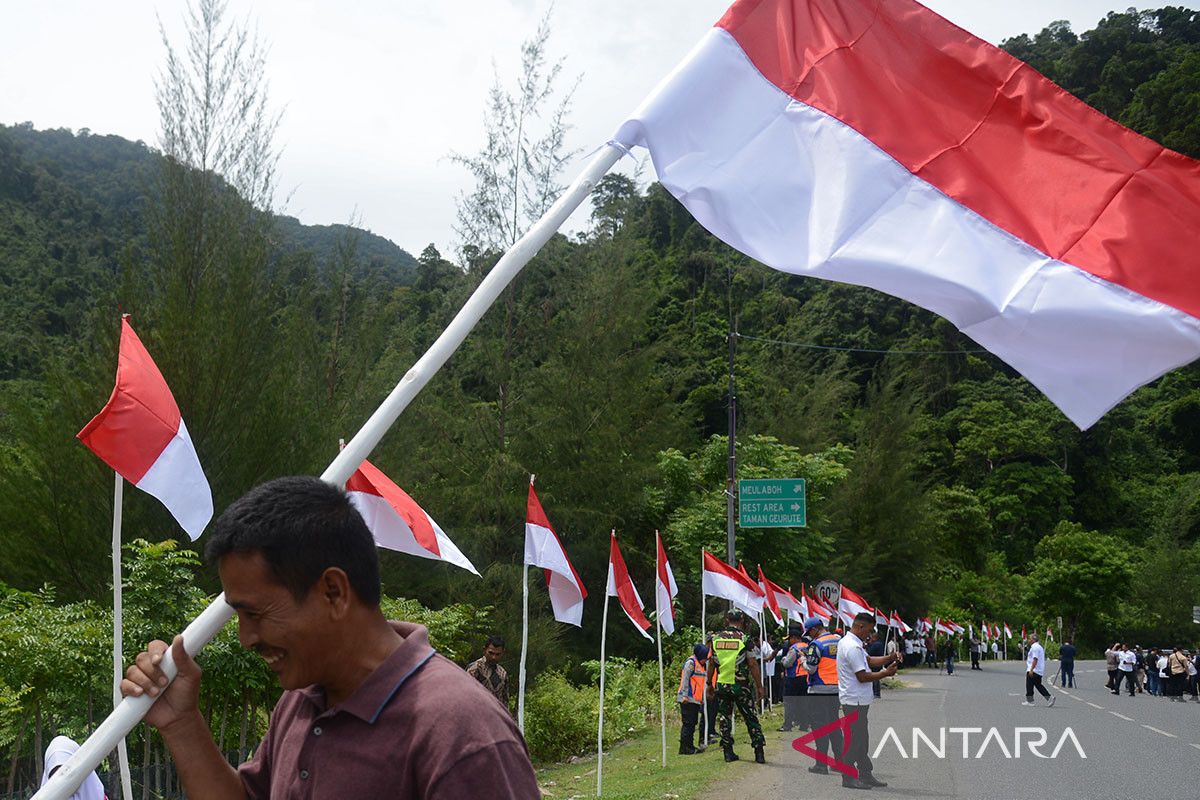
[122,476,539,798]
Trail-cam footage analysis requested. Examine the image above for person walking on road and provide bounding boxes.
[837,612,901,791]
[1058,640,1076,688]
[1105,643,1121,691]
[1022,632,1055,707]
[1166,646,1189,700]
[970,636,982,670]
[1114,644,1136,696]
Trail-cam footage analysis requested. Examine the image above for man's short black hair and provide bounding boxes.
[854,612,875,627]
[486,635,506,649]
[206,476,381,606]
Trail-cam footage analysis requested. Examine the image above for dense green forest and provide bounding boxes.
[3,4,1200,791]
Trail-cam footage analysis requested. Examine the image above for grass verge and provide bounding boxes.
[534,706,784,800]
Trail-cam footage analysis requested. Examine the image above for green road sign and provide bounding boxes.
[738,478,806,528]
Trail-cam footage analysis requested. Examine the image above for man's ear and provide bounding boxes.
[318,567,353,619]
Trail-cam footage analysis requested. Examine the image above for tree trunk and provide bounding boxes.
[238,688,250,763]
[6,712,28,795]
[217,695,230,754]
[33,698,43,783]
[141,729,151,800]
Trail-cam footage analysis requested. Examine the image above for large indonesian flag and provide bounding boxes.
[608,533,653,640]
[615,0,1200,430]
[838,584,873,626]
[525,483,587,626]
[701,551,764,617]
[346,460,479,575]
[77,317,212,540]
[655,532,679,635]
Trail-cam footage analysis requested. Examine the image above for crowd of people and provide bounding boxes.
[1097,642,1200,700]
[676,610,900,790]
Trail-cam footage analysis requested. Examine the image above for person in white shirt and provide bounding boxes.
[1114,644,1137,696]
[836,612,900,791]
[760,638,777,709]
[1022,633,1055,707]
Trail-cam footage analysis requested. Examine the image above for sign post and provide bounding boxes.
[737,478,806,528]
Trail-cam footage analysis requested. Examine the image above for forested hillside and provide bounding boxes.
[2,5,1200,692]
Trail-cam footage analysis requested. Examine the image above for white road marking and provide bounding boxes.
[1142,725,1176,738]
[1189,743,1200,752]
[1086,702,1104,709]
[1108,711,1134,721]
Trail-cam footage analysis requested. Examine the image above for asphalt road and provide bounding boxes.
[714,659,1200,799]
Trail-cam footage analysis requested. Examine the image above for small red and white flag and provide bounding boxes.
[875,609,890,627]
[77,317,212,540]
[346,460,479,575]
[838,584,873,626]
[804,586,834,622]
[524,483,587,626]
[655,532,679,635]
[917,617,933,634]
[889,611,910,634]
[761,574,804,620]
[1046,626,1055,642]
[1021,624,1027,641]
[701,551,764,617]
[615,0,1200,430]
[1004,623,1014,640]
[757,565,783,625]
[935,619,956,636]
[608,532,652,640]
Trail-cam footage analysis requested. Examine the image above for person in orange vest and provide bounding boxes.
[677,644,711,754]
[802,616,842,775]
[777,621,809,732]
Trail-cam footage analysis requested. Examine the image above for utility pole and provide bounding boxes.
[726,319,737,566]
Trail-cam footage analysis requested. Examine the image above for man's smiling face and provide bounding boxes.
[220,550,334,691]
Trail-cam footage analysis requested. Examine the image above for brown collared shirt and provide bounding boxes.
[238,621,539,799]
[466,657,510,710]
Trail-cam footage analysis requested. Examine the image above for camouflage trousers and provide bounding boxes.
[715,682,765,749]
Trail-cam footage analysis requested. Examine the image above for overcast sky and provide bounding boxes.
[3,1,1193,257]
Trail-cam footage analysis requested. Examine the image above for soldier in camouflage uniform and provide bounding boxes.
[708,610,767,763]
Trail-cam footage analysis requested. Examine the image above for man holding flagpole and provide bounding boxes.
[121,476,539,798]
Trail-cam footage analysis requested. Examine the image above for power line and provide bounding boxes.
[735,332,988,356]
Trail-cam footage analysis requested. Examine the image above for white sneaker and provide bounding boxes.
[1047,696,1056,707]
[1021,701,1036,706]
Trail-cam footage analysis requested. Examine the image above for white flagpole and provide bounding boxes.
[518,564,529,734]
[518,474,534,735]
[700,552,708,747]
[35,142,629,800]
[111,474,133,800]
[656,590,666,768]
[597,560,612,798]
[758,612,766,715]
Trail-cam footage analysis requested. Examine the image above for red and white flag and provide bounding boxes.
[615,0,1200,430]
[1004,623,1014,640]
[757,565,782,625]
[1021,624,1027,641]
[804,586,834,622]
[655,532,679,635]
[838,584,873,626]
[875,609,890,627]
[761,574,805,620]
[889,611,910,634]
[935,619,956,636]
[1046,626,1055,642]
[701,551,764,617]
[77,317,212,540]
[346,460,479,575]
[608,533,652,640]
[917,617,932,635]
[525,483,587,626]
